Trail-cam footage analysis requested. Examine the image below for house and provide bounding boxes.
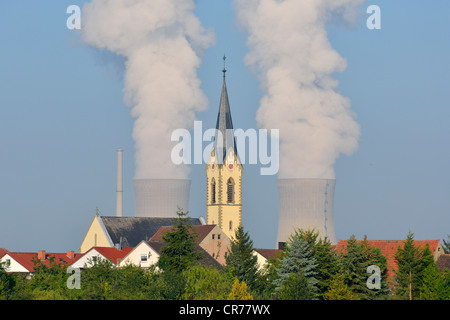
[334,239,444,282]
[70,246,133,269]
[252,248,282,272]
[117,241,163,269]
[436,254,450,273]
[117,240,222,270]
[0,250,82,278]
[78,214,204,253]
[150,224,231,265]
[0,248,9,259]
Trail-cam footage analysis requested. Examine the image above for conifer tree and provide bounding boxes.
[287,229,340,298]
[225,225,260,292]
[227,278,253,300]
[394,231,430,300]
[158,208,202,273]
[323,272,355,300]
[420,264,450,300]
[442,234,450,254]
[273,233,318,299]
[339,235,371,299]
[359,235,389,298]
[277,269,315,300]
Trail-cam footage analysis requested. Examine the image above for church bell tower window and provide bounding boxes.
[227,178,234,204]
[211,178,216,204]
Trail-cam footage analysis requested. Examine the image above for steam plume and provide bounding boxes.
[233,0,362,179]
[82,0,214,179]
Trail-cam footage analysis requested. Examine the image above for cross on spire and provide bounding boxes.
[222,54,227,78]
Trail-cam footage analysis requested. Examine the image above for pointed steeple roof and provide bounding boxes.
[213,56,237,164]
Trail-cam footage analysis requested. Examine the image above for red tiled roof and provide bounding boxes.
[335,239,441,282]
[3,251,83,273]
[89,247,133,264]
[150,225,216,243]
[0,248,10,259]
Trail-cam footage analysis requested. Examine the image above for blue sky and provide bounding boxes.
[0,1,449,252]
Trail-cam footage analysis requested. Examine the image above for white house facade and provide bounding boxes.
[117,241,161,269]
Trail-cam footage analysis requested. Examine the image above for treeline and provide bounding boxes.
[0,212,449,300]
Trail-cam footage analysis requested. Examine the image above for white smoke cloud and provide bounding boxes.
[82,0,215,179]
[233,0,363,179]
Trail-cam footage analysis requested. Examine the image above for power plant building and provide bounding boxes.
[133,179,191,218]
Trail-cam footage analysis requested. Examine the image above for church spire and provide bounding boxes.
[206,57,243,239]
[214,55,236,163]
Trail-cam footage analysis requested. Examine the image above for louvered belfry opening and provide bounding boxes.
[227,178,234,204]
[211,178,216,204]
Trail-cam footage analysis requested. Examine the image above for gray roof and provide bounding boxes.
[100,216,202,248]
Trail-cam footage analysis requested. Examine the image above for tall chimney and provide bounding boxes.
[116,148,123,217]
[277,178,336,246]
[133,179,191,218]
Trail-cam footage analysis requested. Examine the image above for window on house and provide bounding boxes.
[218,234,221,240]
[140,254,148,262]
[212,234,215,240]
[211,178,216,204]
[227,178,234,203]
[229,220,233,231]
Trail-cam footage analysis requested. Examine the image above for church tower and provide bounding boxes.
[206,58,243,240]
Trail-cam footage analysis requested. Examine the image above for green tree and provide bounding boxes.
[257,252,283,299]
[277,270,315,300]
[339,235,375,300]
[442,235,450,254]
[111,264,153,299]
[25,255,69,299]
[359,236,389,298]
[323,271,355,300]
[394,231,433,300]
[151,269,186,300]
[225,225,260,293]
[273,232,318,299]
[290,229,339,298]
[158,208,202,273]
[420,264,450,300]
[0,261,16,300]
[227,278,253,300]
[80,258,117,300]
[183,266,233,300]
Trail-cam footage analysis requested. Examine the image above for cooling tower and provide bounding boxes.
[133,179,191,218]
[277,178,336,246]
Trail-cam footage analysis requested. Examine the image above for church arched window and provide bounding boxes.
[211,178,216,204]
[227,178,234,204]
